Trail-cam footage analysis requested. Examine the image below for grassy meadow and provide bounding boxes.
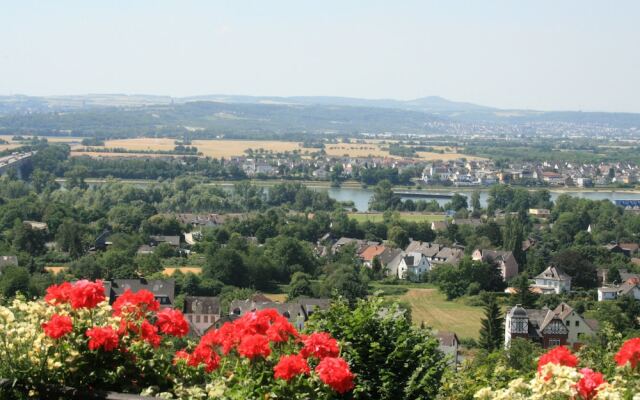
[392,287,483,339]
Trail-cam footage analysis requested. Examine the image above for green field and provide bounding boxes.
[389,287,483,339]
[347,212,446,223]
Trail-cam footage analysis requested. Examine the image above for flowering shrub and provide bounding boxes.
[475,342,640,399]
[0,280,354,399]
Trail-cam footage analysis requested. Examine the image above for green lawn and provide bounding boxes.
[388,287,483,340]
[348,212,446,223]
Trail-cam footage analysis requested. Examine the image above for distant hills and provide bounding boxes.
[0,93,638,137]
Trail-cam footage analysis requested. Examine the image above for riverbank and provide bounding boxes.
[61,178,640,193]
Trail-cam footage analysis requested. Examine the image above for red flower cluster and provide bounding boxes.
[196,308,299,360]
[575,368,606,400]
[175,308,353,393]
[300,332,340,359]
[156,308,189,337]
[45,280,105,309]
[112,289,160,317]
[140,320,161,348]
[315,357,355,394]
[614,337,640,369]
[42,314,73,339]
[86,326,119,351]
[238,334,272,359]
[187,344,220,372]
[274,354,310,381]
[537,346,579,375]
[44,282,73,305]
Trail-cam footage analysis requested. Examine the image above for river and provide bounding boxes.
[320,187,640,211]
[82,179,640,212]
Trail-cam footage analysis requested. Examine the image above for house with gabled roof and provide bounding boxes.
[358,244,387,267]
[105,279,175,308]
[405,241,442,260]
[431,220,450,232]
[532,265,572,294]
[435,331,459,368]
[598,277,640,301]
[183,296,221,336]
[432,247,464,266]
[397,252,430,281]
[331,237,379,255]
[472,249,519,281]
[505,302,597,349]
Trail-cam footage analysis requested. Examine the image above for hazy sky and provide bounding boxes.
[1,1,639,112]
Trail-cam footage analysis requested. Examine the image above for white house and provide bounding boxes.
[436,331,459,368]
[532,265,572,294]
[397,252,430,281]
[597,280,640,301]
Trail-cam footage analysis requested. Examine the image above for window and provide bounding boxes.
[549,338,561,346]
[575,320,579,327]
[203,315,208,323]
[196,315,200,323]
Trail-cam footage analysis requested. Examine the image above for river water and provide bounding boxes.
[320,187,640,212]
[86,179,640,212]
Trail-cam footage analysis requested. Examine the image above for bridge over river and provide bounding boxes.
[0,152,35,179]
[393,191,454,199]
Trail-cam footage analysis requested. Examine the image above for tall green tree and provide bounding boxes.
[510,273,538,308]
[388,225,410,248]
[479,295,504,351]
[56,219,86,259]
[471,190,482,212]
[503,216,525,266]
[369,180,399,211]
[287,272,314,300]
[307,297,447,400]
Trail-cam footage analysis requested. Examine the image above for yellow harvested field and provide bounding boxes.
[102,138,177,151]
[416,151,486,161]
[72,138,304,158]
[70,152,175,158]
[325,143,387,158]
[44,266,69,275]
[67,137,484,161]
[162,267,203,276]
[192,140,301,158]
[263,293,288,302]
[0,144,21,151]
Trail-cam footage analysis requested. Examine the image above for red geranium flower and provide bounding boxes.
[300,332,340,359]
[575,368,606,400]
[155,308,189,337]
[44,282,73,305]
[140,319,161,347]
[274,354,310,381]
[69,280,105,309]
[42,314,73,339]
[112,289,160,317]
[315,357,355,394]
[266,319,298,343]
[86,326,119,351]
[173,349,190,365]
[188,344,220,372]
[537,346,579,375]
[238,334,271,359]
[614,337,640,369]
[201,323,239,354]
